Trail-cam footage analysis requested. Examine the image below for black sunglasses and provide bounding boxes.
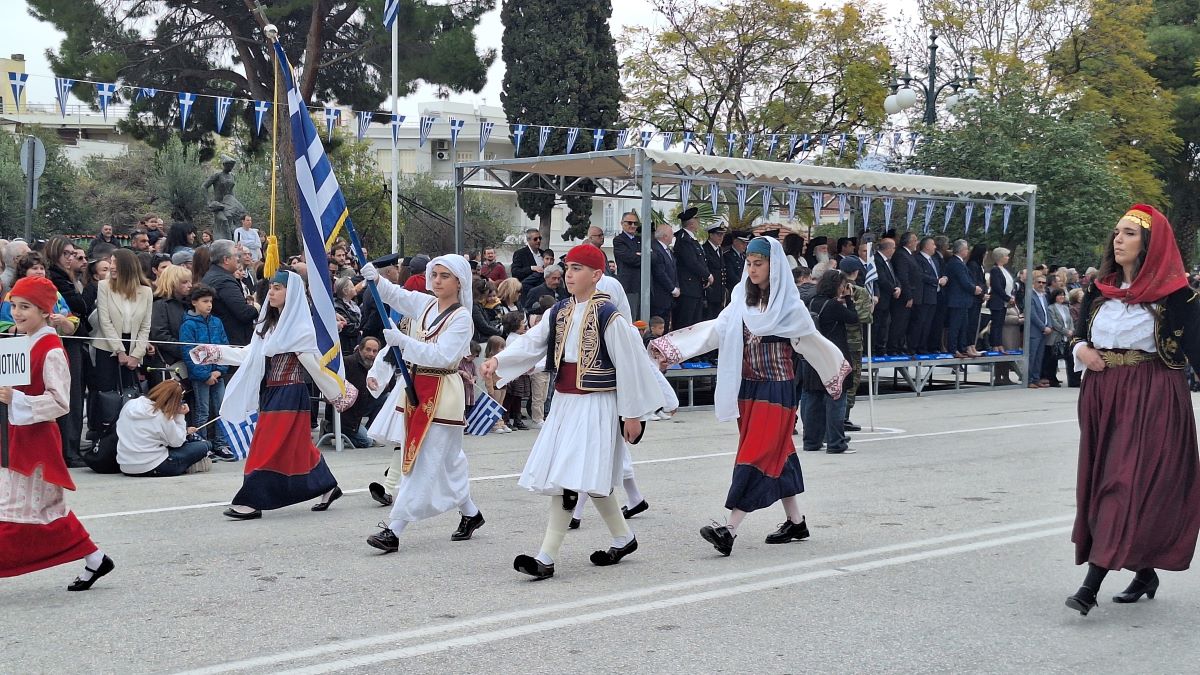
[622,220,639,225]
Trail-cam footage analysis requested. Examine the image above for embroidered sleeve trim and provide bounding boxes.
[824,358,853,400]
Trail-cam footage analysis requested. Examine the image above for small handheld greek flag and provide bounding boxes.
[465,391,506,436]
[218,412,258,460]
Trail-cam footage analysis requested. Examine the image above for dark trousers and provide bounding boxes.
[1027,332,1045,383]
[888,303,911,354]
[929,303,948,352]
[704,298,724,321]
[625,292,641,322]
[127,440,212,477]
[987,307,1006,348]
[673,295,704,330]
[1042,344,1062,385]
[800,388,848,452]
[908,304,935,354]
[872,306,891,355]
[947,306,970,354]
[966,303,982,350]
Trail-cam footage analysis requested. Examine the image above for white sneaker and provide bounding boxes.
[658,410,674,420]
[494,425,512,434]
[649,413,662,421]
[532,421,545,429]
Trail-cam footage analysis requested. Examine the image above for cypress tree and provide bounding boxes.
[501,0,623,241]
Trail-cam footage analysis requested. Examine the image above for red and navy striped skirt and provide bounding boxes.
[726,379,804,512]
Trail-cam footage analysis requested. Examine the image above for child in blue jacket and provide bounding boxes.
[181,284,235,460]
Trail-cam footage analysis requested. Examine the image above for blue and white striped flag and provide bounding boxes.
[735,182,749,218]
[923,200,936,234]
[661,131,674,151]
[218,412,258,460]
[860,195,872,231]
[725,132,738,157]
[873,132,884,156]
[906,199,918,229]
[709,181,720,213]
[883,197,895,229]
[512,123,527,153]
[465,391,506,436]
[391,114,405,146]
[766,134,779,159]
[566,127,580,153]
[615,128,628,149]
[864,244,879,297]
[838,133,848,159]
[593,128,607,152]
[479,120,495,154]
[821,134,830,155]
[177,92,196,130]
[254,100,270,136]
[324,106,340,141]
[95,82,116,121]
[801,133,811,152]
[788,134,799,160]
[857,134,867,156]
[215,96,233,133]
[679,177,692,207]
[1002,204,1013,234]
[419,115,435,147]
[356,110,373,140]
[682,131,694,152]
[760,185,773,216]
[704,133,715,155]
[744,133,756,158]
[641,130,653,147]
[837,193,848,224]
[8,72,27,108]
[942,201,956,232]
[963,202,975,233]
[538,125,551,155]
[138,87,157,100]
[273,41,351,401]
[448,117,465,152]
[811,192,824,228]
[983,202,994,233]
[787,188,799,220]
[383,0,400,31]
[55,77,74,117]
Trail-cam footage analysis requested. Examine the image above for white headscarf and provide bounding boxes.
[220,271,318,423]
[712,236,817,421]
[426,254,474,310]
[596,275,633,321]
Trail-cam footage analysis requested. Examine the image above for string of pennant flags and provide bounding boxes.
[7,70,925,160]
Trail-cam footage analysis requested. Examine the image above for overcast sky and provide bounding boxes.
[4,0,919,116]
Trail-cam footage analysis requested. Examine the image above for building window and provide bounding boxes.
[377,149,416,173]
[456,151,476,164]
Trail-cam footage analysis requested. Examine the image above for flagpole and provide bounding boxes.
[390,16,399,255]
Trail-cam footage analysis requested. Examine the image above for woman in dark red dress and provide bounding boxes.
[1066,204,1200,615]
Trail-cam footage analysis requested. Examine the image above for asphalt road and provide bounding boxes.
[5,386,1199,674]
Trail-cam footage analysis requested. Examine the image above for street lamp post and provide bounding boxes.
[884,32,981,125]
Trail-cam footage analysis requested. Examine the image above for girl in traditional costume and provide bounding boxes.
[1065,204,1200,615]
[360,254,486,552]
[649,237,849,556]
[190,270,354,520]
[0,275,115,590]
[481,245,666,580]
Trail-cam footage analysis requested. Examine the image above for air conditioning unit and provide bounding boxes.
[435,139,450,151]
[435,150,450,161]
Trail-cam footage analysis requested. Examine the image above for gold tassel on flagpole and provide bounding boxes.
[262,42,283,279]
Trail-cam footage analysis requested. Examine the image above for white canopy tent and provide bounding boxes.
[453,148,1039,390]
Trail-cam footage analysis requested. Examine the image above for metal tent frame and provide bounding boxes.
[453,147,1039,393]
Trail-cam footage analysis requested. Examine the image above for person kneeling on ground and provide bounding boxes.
[116,380,213,476]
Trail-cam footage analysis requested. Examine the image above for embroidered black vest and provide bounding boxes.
[545,293,619,391]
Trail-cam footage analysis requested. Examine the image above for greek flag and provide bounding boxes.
[138,87,157,100]
[661,131,674,151]
[95,82,116,121]
[616,128,628,149]
[811,192,824,227]
[356,110,373,140]
[593,128,606,152]
[682,131,694,152]
[760,185,772,216]
[704,133,715,155]
[1002,204,1013,234]
[641,130,653,147]
[883,197,895,229]
[725,132,738,157]
[860,195,872,231]
[942,201,956,232]
[838,133,848,159]
[218,412,258,460]
[8,72,27,107]
[215,96,233,133]
[324,106,340,141]
[821,134,830,155]
[857,134,867,156]
[177,92,196,130]
[512,123,526,153]
[735,182,748,218]
[743,133,756,158]
[906,199,918,229]
[448,117,465,152]
[801,134,811,152]
[864,244,879,297]
[254,101,271,136]
[391,114,405,147]
[963,202,975,233]
[786,188,799,221]
[479,120,495,154]
[465,391,506,436]
[538,125,551,154]
[984,202,995,233]
[923,200,936,234]
[55,77,74,117]
[766,134,779,159]
[566,127,580,154]
[419,115,435,146]
[679,178,692,206]
[273,41,349,397]
[837,193,848,224]
[709,181,720,213]
[383,0,400,31]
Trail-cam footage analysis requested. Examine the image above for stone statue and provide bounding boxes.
[203,155,247,240]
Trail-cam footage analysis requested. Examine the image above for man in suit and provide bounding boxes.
[650,223,679,328]
[702,224,728,320]
[612,211,643,320]
[945,239,984,358]
[510,228,544,281]
[930,235,952,352]
[908,236,942,354]
[872,237,899,355]
[723,231,749,290]
[888,232,920,355]
[672,207,712,330]
[1027,274,1051,388]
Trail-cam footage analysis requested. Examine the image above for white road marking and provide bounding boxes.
[77,419,1075,522]
[177,514,1074,675]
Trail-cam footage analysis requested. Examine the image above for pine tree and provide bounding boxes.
[501,0,622,241]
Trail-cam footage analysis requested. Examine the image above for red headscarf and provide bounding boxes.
[1093,204,1188,305]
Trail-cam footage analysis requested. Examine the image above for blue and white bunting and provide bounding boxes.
[838,133,848,160]
[873,132,884,156]
[709,181,720,213]
[1002,204,1013,234]
[811,192,824,227]
[465,390,506,436]
[177,92,196,130]
[983,202,995,233]
[641,130,653,148]
[55,77,74,117]
[883,197,895,229]
[821,134,830,155]
[786,188,799,221]
[910,132,920,153]
[95,82,116,121]
[856,134,867,156]
[419,115,435,147]
[383,0,400,31]
[725,132,738,157]
[8,72,27,108]
[942,201,956,232]
[448,117,465,152]
[767,134,779,159]
[479,120,495,154]
[390,114,405,147]
[801,133,811,152]
[512,123,527,153]
[538,125,552,155]
[963,202,975,233]
[215,96,233,133]
[860,195,872,231]
[837,193,848,224]
[893,132,903,153]
[254,100,271,136]
[744,133,756,158]
[138,87,157,100]
[661,131,674,151]
[787,134,799,160]
[923,200,936,234]
[593,128,606,152]
[679,178,693,207]
[615,128,628,149]
[705,133,715,156]
[566,127,580,154]
[324,106,340,141]
[682,131,694,152]
[735,183,749,218]
[906,199,918,229]
[760,185,773,216]
[356,110,373,140]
